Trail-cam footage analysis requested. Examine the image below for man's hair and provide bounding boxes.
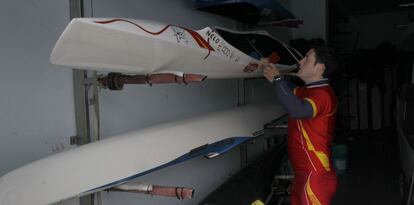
[312,46,338,78]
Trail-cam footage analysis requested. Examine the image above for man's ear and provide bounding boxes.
[317,63,326,76]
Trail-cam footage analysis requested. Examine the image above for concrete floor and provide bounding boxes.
[332,129,401,205]
[201,128,402,205]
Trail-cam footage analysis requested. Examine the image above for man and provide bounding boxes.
[261,46,338,205]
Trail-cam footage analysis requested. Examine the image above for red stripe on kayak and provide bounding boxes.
[178,26,214,52]
[94,19,214,59]
[203,38,212,60]
[94,19,171,35]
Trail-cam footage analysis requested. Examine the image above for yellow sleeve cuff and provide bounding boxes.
[251,200,265,205]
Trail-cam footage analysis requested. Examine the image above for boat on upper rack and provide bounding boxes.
[193,0,303,27]
[50,18,301,79]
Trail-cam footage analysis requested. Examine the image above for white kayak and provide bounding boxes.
[50,18,300,78]
[0,104,284,205]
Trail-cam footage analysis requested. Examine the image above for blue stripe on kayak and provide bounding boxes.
[83,136,253,194]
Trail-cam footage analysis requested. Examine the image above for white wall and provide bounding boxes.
[85,0,236,30]
[0,1,76,175]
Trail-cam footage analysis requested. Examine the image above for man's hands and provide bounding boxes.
[260,58,280,83]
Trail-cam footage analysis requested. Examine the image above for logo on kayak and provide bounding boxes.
[171,27,189,45]
[244,63,259,73]
[205,29,240,62]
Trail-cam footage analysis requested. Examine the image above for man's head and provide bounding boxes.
[297,46,337,83]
